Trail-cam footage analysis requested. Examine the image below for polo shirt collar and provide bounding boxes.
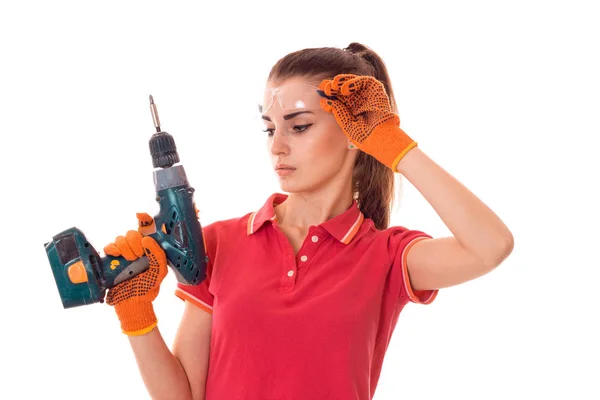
[247,193,365,244]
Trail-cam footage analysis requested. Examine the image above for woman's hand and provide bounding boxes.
[104,212,168,336]
[317,74,417,171]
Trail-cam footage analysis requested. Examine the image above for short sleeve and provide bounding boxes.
[174,223,216,315]
[388,227,438,305]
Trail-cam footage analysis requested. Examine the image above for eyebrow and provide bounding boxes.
[261,111,314,122]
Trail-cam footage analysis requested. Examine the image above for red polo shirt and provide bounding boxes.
[175,193,438,400]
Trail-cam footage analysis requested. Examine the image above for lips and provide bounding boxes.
[275,164,296,170]
[275,163,296,177]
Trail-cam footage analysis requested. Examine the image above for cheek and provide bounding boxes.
[290,128,347,182]
[304,121,346,156]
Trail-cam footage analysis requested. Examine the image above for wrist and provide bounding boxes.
[114,300,158,336]
[390,139,418,172]
[362,116,416,171]
[395,145,422,174]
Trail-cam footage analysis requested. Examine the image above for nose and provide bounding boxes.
[269,129,290,156]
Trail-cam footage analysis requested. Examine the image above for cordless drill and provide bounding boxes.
[44,95,208,308]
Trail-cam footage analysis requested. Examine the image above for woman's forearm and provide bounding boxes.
[128,327,194,400]
[397,147,513,266]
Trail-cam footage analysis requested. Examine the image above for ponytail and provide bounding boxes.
[343,43,397,230]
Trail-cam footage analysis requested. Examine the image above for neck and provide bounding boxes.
[275,184,354,230]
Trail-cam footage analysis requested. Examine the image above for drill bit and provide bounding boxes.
[149,95,161,133]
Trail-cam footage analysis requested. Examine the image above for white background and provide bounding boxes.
[1,0,598,399]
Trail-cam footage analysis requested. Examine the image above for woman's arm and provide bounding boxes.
[397,148,514,290]
[128,327,193,400]
[172,302,213,400]
[127,302,212,400]
[316,74,513,290]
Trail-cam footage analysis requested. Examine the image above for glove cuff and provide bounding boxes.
[114,300,158,336]
[361,116,417,171]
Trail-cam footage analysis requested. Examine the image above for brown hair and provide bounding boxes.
[267,42,398,230]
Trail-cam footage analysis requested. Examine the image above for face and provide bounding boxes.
[260,76,357,194]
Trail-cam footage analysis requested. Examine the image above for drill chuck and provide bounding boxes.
[150,132,179,168]
[149,95,180,168]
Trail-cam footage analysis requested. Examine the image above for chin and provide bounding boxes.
[276,174,325,195]
[277,179,302,194]
[275,173,303,193]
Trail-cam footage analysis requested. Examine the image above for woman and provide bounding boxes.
[103,42,514,400]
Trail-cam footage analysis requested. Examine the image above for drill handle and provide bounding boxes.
[101,253,150,288]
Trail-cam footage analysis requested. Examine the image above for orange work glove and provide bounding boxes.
[103,212,168,336]
[318,74,418,171]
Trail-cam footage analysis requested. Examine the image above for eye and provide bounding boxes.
[262,128,275,136]
[262,124,313,137]
[293,124,312,133]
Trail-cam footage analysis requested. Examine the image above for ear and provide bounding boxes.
[347,140,359,151]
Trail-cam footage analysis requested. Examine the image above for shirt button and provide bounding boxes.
[311,235,318,242]
[287,270,294,277]
[300,255,308,262]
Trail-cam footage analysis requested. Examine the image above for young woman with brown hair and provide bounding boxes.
[103,42,514,400]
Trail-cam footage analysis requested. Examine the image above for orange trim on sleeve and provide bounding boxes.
[401,236,438,304]
[174,288,213,315]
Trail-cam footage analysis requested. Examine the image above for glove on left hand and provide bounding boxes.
[317,74,418,171]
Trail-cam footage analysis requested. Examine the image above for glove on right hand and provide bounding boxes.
[103,213,168,336]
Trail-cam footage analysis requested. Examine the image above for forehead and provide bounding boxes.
[261,76,323,116]
[263,78,320,100]
[265,75,319,89]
